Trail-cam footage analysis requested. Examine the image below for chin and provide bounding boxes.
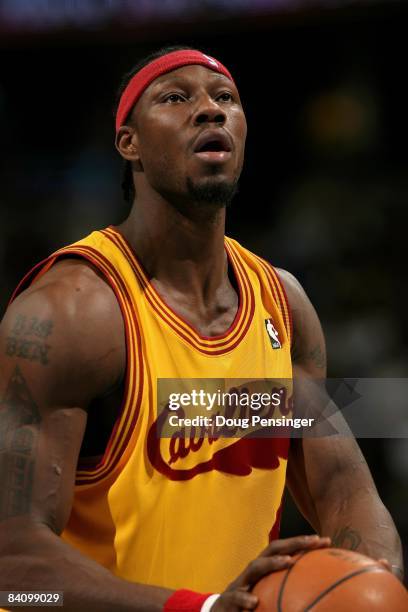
[186,176,238,207]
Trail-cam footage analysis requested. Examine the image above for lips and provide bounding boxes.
[193,130,233,154]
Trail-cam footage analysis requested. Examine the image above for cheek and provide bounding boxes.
[137,119,188,190]
[235,114,248,149]
[228,112,247,159]
[139,116,185,168]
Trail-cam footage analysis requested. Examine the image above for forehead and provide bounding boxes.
[144,64,237,95]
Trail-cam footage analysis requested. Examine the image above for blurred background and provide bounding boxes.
[1,0,407,579]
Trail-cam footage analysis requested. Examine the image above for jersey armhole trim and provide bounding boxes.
[253,255,293,347]
[10,246,144,488]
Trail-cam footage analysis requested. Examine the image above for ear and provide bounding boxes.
[115,126,142,166]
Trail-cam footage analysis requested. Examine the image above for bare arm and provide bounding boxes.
[0,260,172,611]
[278,269,403,579]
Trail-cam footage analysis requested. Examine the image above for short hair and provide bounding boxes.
[115,45,194,204]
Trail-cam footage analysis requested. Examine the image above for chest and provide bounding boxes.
[151,282,239,338]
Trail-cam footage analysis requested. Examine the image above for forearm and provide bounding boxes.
[317,488,403,578]
[0,522,172,612]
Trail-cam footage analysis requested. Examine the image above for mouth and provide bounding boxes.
[193,130,233,163]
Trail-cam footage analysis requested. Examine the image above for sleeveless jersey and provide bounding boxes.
[12,227,293,593]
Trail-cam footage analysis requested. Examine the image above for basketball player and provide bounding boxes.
[0,47,403,611]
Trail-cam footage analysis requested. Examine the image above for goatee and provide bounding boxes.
[186,177,238,208]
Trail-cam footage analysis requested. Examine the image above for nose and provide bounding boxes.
[193,95,226,126]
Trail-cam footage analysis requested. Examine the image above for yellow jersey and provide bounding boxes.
[12,226,293,593]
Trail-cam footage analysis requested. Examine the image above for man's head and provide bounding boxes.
[115,46,247,213]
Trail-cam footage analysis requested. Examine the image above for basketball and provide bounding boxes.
[252,548,408,611]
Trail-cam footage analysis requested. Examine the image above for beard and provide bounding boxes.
[186,176,239,209]
[146,156,241,221]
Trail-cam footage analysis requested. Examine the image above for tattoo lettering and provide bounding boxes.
[6,337,51,365]
[291,341,326,369]
[332,526,362,551]
[5,315,53,365]
[0,367,41,520]
[12,315,53,339]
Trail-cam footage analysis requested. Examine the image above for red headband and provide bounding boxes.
[115,50,234,133]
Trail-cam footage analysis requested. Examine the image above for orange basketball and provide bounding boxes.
[252,548,408,611]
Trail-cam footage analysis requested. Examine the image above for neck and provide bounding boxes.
[117,187,230,305]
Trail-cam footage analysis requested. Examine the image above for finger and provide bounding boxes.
[227,537,332,592]
[378,558,392,572]
[221,590,258,610]
[260,534,331,557]
[260,534,331,556]
[238,555,295,587]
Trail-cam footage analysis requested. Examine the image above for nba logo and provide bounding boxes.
[203,54,218,67]
[265,318,281,349]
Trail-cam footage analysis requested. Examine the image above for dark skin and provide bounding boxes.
[0,64,402,611]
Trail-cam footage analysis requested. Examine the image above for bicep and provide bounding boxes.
[0,362,87,532]
[0,275,121,534]
[279,269,375,526]
[0,301,88,533]
[286,391,378,535]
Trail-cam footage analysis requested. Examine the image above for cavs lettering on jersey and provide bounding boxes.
[12,227,293,593]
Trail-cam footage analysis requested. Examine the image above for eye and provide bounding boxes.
[217,92,234,102]
[163,93,186,103]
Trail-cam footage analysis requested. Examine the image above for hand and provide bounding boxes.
[378,558,404,581]
[213,534,331,611]
[378,558,392,571]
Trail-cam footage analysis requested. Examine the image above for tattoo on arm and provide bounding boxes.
[332,526,362,551]
[5,314,53,366]
[292,342,326,370]
[309,345,326,369]
[0,367,41,520]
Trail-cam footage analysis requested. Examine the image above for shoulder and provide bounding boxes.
[11,258,125,358]
[275,268,308,311]
[15,257,121,317]
[21,257,115,298]
[275,267,319,323]
[275,268,326,375]
[2,258,125,405]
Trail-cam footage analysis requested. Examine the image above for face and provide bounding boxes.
[122,64,247,208]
